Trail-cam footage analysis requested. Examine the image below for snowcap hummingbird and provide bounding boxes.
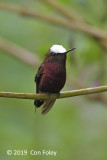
[34,45,75,115]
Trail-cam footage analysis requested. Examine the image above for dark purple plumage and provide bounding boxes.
[34,45,75,115]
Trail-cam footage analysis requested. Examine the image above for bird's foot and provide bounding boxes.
[57,92,60,98]
[46,92,51,97]
[45,92,60,98]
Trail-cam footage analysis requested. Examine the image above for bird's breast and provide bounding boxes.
[44,62,66,78]
[39,62,66,93]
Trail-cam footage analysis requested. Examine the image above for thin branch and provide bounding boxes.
[0,2,107,46]
[40,0,82,21]
[0,36,41,67]
[67,77,107,104]
[0,86,107,100]
[40,0,107,49]
[0,36,107,104]
[0,3,107,104]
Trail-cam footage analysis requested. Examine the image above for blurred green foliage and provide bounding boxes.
[0,0,107,160]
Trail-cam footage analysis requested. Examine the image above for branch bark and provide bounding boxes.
[40,0,107,49]
[0,3,107,104]
[40,0,82,21]
[0,85,107,100]
[0,36,41,67]
[0,2,107,48]
[0,36,107,104]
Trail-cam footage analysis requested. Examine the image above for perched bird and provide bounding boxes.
[34,45,75,115]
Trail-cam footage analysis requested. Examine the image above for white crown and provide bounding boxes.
[50,45,66,54]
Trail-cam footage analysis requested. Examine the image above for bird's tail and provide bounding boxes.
[42,98,56,115]
[34,100,44,108]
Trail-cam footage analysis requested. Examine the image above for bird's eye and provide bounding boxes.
[52,52,56,56]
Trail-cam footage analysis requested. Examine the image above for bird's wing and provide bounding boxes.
[41,98,56,115]
[35,63,44,93]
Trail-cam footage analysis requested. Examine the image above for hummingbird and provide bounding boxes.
[34,45,75,115]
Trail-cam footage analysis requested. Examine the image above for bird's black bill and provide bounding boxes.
[64,48,76,54]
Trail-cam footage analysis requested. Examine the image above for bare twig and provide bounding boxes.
[0,2,107,104]
[0,36,107,104]
[67,77,107,104]
[0,2,107,46]
[40,0,107,49]
[40,0,82,21]
[0,86,107,100]
[0,36,41,67]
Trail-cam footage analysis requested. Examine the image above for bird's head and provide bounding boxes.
[45,44,75,65]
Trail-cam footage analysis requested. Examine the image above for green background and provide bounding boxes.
[0,0,107,160]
